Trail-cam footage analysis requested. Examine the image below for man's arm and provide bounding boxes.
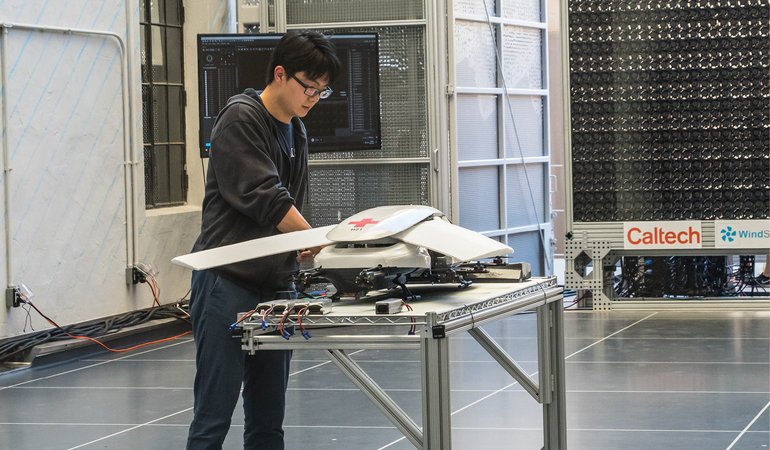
[277,205,324,261]
[276,205,312,233]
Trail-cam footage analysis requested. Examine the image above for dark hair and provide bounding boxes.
[266,30,340,85]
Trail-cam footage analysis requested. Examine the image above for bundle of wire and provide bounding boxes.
[0,299,191,363]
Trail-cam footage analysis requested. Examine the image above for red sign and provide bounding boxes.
[348,218,379,228]
[623,221,702,249]
[627,227,700,245]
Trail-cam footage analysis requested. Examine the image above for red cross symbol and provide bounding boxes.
[348,218,379,228]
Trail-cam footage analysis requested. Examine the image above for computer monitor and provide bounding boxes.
[197,33,381,157]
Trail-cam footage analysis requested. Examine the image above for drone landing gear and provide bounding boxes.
[396,282,421,302]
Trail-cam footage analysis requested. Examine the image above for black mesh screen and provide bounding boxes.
[568,0,769,222]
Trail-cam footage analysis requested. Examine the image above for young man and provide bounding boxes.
[186,31,340,449]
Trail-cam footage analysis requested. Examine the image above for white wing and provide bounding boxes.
[393,218,512,262]
[171,225,336,270]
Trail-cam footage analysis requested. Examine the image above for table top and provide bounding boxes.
[239,277,560,330]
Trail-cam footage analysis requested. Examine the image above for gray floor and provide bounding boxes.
[0,309,768,449]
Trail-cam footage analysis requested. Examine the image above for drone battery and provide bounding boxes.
[255,300,294,314]
[307,298,333,315]
[375,298,403,315]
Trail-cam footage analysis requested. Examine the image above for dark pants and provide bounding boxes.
[186,270,292,450]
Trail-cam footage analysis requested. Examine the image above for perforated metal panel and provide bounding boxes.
[458,166,501,230]
[504,96,544,158]
[307,26,428,160]
[568,0,770,222]
[281,6,432,228]
[305,164,430,226]
[286,0,424,24]
[457,95,498,161]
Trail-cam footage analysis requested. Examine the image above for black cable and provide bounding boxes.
[0,299,190,363]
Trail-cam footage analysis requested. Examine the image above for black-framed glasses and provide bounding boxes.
[289,73,333,99]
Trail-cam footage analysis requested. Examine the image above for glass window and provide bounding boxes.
[141,0,186,208]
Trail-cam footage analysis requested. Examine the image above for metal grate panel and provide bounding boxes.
[144,145,155,206]
[305,164,430,226]
[286,0,424,24]
[142,85,151,143]
[308,26,428,160]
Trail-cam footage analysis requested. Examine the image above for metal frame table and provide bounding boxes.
[238,277,566,449]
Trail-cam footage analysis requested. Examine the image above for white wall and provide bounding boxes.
[0,0,225,340]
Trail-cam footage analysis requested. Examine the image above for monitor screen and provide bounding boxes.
[197,33,381,157]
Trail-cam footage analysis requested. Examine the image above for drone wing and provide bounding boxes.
[171,225,336,270]
[394,218,513,262]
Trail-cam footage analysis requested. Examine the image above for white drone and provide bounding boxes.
[173,205,514,299]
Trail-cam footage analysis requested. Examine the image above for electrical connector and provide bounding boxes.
[5,284,33,308]
[126,263,159,285]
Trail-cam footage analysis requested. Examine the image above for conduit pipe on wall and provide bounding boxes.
[0,22,138,290]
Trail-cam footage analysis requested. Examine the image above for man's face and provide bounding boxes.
[285,71,330,118]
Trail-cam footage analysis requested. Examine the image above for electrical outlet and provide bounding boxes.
[126,266,147,285]
[5,287,21,308]
[5,284,32,308]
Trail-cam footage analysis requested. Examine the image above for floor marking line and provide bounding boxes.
[66,408,192,450]
[725,400,770,450]
[565,313,658,359]
[451,313,660,417]
[62,349,367,448]
[377,312,658,450]
[0,339,194,391]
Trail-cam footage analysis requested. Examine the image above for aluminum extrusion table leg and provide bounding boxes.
[421,312,452,450]
[538,301,567,449]
[468,327,540,401]
[326,349,423,449]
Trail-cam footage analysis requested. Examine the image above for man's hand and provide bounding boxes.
[278,207,325,261]
[296,245,325,262]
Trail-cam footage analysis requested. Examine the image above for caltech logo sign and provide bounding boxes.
[714,220,770,249]
[623,221,703,249]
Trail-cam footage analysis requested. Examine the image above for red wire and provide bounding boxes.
[402,301,416,334]
[26,300,191,353]
[233,308,257,326]
[146,281,159,307]
[297,306,309,333]
[279,309,290,336]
